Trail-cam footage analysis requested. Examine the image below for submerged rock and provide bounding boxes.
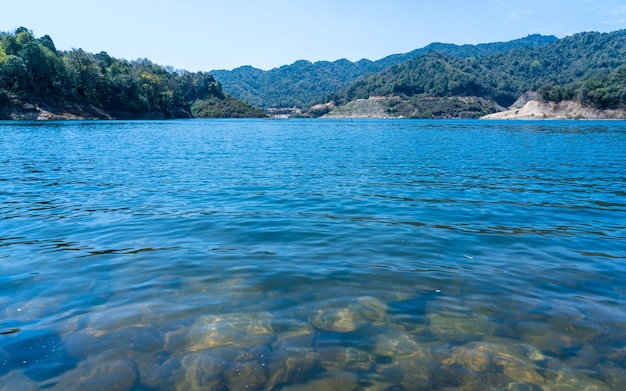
[541,356,612,391]
[371,325,423,359]
[271,322,316,351]
[310,306,363,332]
[266,349,322,390]
[186,312,274,352]
[309,296,388,332]
[343,347,377,372]
[441,339,548,388]
[281,371,359,391]
[0,370,39,391]
[225,361,267,391]
[427,311,499,343]
[515,320,582,356]
[382,358,433,390]
[42,358,138,391]
[357,296,388,323]
[175,352,227,391]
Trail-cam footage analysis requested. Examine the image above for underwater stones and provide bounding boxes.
[440,340,550,389]
[316,346,349,371]
[186,312,274,352]
[563,343,603,369]
[106,326,164,353]
[310,306,362,332]
[503,381,543,391]
[0,370,40,391]
[164,326,192,352]
[44,358,138,391]
[281,370,359,391]
[266,349,322,390]
[371,325,422,359]
[382,358,433,390]
[132,352,177,390]
[271,322,316,351]
[478,338,546,362]
[540,357,612,391]
[316,345,377,373]
[229,312,275,335]
[515,320,582,356]
[225,361,267,391]
[63,325,163,360]
[427,311,498,343]
[443,344,497,372]
[546,299,587,322]
[373,365,404,385]
[343,347,377,372]
[175,352,227,391]
[597,361,626,390]
[357,296,388,323]
[83,303,162,337]
[431,361,484,390]
[500,362,543,385]
[309,296,389,332]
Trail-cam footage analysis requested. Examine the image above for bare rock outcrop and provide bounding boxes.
[0,97,114,120]
[481,100,626,120]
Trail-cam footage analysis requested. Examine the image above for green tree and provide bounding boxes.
[19,40,65,97]
[64,49,104,102]
[38,34,57,53]
[0,55,28,93]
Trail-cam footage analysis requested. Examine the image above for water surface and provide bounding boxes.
[1,119,625,390]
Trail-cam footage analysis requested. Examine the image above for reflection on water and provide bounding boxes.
[1,119,625,390]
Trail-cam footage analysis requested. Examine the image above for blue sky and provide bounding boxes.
[2,0,625,71]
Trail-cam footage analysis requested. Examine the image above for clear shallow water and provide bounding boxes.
[0,119,625,390]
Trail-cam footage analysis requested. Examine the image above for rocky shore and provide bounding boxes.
[0,96,193,120]
[0,97,112,120]
[481,100,626,120]
[322,97,390,119]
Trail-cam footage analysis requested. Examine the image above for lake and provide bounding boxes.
[1,119,625,390]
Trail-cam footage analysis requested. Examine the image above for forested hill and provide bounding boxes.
[0,27,264,120]
[211,34,557,109]
[323,29,626,118]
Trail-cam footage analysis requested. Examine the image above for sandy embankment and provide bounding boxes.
[481,100,626,120]
[322,97,389,119]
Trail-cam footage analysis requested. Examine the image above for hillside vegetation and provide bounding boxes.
[0,27,264,119]
[325,30,626,118]
[211,35,557,109]
[3,27,623,120]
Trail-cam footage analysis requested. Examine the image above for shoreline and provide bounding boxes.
[481,100,626,120]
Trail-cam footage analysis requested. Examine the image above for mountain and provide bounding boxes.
[211,35,557,109]
[0,27,264,120]
[211,59,376,109]
[324,30,626,118]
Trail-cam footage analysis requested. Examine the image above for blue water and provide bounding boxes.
[1,119,625,390]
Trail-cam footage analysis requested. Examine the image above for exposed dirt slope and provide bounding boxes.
[481,100,626,120]
[322,98,389,118]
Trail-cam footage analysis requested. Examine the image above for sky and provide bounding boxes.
[2,0,625,72]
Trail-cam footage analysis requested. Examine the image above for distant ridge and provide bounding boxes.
[211,35,558,109]
[322,29,626,119]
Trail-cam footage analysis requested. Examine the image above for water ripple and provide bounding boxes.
[1,119,625,389]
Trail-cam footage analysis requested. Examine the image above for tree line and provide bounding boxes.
[0,27,264,119]
[324,30,626,117]
[211,35,557,109]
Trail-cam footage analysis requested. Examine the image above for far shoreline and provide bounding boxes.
[480,100,626,120]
